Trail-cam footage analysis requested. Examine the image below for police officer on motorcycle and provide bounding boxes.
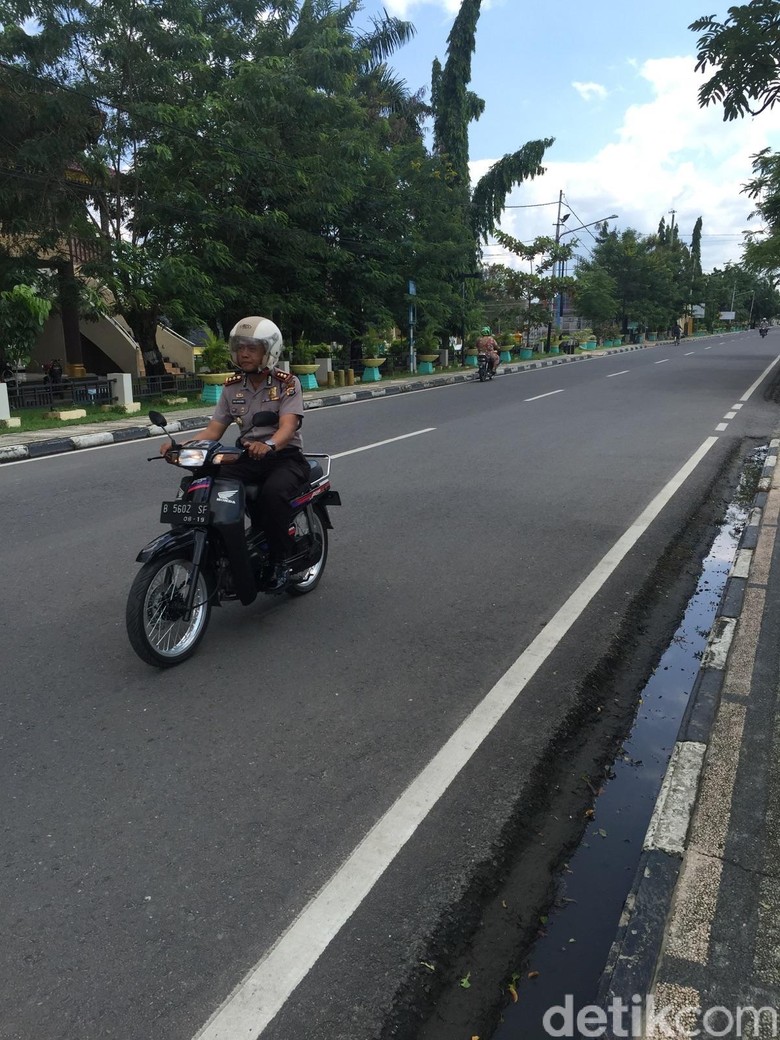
[170,316,309,590]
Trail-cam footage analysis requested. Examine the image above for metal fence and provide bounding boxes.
[132,374,203,399]
[7,377,116,411]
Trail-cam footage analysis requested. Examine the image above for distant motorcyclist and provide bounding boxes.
[475,326,500,375]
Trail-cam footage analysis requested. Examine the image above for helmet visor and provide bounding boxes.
[230,335,270,367]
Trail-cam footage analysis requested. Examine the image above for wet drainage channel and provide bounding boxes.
[488,449,765,1040]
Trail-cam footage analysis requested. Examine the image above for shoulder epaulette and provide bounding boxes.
[224,373,243,386]
[273,369,294,384]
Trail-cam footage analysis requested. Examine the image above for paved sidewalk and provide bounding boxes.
[599,438,780,1038]
[0,340,677,463]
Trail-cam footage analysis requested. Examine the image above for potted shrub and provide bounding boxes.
[415,329,441,374]
[360,328,389,382]
[289,340,320,389]
[497,332,514,362]
[197,329,234,403]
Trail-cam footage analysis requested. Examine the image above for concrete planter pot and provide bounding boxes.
[291,364,320,390]
[361,358,386,382]
[417,354,438,374]
[200,372,232,404]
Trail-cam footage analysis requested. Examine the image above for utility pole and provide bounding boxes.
[545,189,564,353]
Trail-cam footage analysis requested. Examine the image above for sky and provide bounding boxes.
[357,0,780,274]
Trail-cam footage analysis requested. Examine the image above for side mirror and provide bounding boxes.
[149,410,168,428]
[251,411,280,428]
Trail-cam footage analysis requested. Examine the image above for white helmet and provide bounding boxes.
[228,316,284,372]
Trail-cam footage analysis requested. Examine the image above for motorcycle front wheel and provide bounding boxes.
[287,508,329,596]
[126,552,212,668]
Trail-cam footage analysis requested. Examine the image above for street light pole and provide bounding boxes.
[544,205,618,351]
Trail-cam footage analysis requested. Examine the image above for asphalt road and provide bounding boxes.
[2,332,779,1040]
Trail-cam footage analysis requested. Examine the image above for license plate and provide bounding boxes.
[160,500,210,525]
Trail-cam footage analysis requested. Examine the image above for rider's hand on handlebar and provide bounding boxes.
[159,438,188,456]
[245,439,273,460]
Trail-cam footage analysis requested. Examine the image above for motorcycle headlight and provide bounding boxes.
[178,448,208,467]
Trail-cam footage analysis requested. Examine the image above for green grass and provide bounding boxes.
[4,394,208,434]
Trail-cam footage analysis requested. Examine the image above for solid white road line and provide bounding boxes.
[191,434,720,1040]
[0,427,438,468]
[332,428,436,459]
[524,389,565,402]
[740,354,780,402]
[607,370,630,378]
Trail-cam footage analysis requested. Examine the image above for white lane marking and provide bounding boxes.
[724,412,737,420]
[332,429,435,459]
[655,359,670,365]
[0,428,437,469]
[705,345,714,350]
[684,352,695,356]
[524,389,565,402]
[716,423,729,431]
[732,403,744,410]
[191,434,720,1040]
[740,354,780,402]
[607,370,629,378]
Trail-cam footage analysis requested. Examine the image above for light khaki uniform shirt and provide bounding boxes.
[211,369,305,449]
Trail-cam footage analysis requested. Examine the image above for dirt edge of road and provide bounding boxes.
[381,437,754,1040]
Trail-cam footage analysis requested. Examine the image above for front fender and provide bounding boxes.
[136,527,197,564]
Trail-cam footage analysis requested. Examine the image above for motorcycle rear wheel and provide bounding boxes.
[287,508,329,596]
[478,365,487,382]
[126,552,212,667]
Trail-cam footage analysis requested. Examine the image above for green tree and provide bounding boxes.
[690,1,780,120]
[429,0,554,277]
[493,232,575,347]
[577,225,686,333]
[572,267,619,336]
[0,283,52,371]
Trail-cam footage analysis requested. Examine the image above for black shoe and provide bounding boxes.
[264,562,291,592]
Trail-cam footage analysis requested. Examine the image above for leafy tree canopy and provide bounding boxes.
[690,1,780,120]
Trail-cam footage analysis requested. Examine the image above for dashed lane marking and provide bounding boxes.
[524,389,565,402]
[607,370,630,378]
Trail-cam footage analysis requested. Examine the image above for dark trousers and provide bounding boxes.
[227,449,310,561]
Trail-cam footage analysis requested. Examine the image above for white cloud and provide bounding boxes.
[475,55,780,273]
[572,81,608,102]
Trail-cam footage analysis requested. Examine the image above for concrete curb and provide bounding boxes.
[596,437,780,1017]
[0,337,698,464]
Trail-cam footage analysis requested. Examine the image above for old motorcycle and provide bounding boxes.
[126,411,341,668]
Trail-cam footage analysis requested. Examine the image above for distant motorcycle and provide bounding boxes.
[477,352,495,382]
[126,410,341,668]
[760,326,769,338]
